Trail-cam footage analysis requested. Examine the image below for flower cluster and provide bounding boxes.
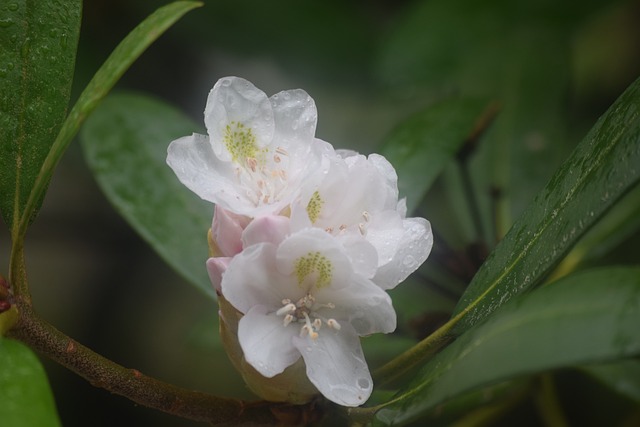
[167,77,433,407]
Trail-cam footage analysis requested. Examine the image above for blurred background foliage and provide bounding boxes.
[2,0,640,425]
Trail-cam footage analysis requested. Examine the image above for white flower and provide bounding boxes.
[291,151,433,290]
[167,76,329,217]
[221,216,397,406]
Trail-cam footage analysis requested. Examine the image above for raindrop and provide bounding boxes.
[402,255,416,267]
[220,78,231,87]
[8,3,18,11]
[0,69,7,78]
[49,28,57,38]
[0,18,14,28]
[357,378,370,389]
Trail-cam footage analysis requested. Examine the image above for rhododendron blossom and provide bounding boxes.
[221,217,396,406]
[291,152,433,290]
[167,76,433,407]
[167,76,328,217]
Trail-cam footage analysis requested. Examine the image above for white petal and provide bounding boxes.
[222,243,300,312]
[318,275,397,335]
[239,305,300,377]
[206,257,231,293]
[335,148,359,159]
[336,234,378,279]
[270,89,317,145]
[166,133,237,203]
[364,210,405,266]
[373,217,434,290]
[368,153,399,199]
[293,323,372,407]
[205,77,275,160]
[242,215,291,248]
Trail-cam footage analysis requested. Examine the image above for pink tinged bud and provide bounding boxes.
[211,206,250,257]
[241,214,291,248]
[206,257,232,294]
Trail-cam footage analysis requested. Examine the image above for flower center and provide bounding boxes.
[276,294,341,340]
[224,121,291,207]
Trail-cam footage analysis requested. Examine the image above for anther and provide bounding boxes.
[327,319,341,330]
[358,223,366,235]
[247,157,258,172]
[283,314,294,327]
[276,303,296,316]
[362,211,370,221]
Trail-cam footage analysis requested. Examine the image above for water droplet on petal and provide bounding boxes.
[357,378,370,389]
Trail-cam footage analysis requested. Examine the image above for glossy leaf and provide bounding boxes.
[12,1,202,242]
[451,76,640,333]
[0,338,61,427]
[373,267,640,426]
[379,98,494,213]
[0,0,81,232]
[81,92,213,298]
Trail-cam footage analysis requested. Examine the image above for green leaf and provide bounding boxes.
[12,1,202,243]
[81,92,213,298]
[379,98,495,213]
[580,360,640,403]
[0,338,61,427]
[451,76,640,334]
[373,267,640,426]
[0,0,82,233]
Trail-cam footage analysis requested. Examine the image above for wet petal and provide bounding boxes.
[239,305,300,377]
[270,89,317,146]
[373,217,433,290]
[293,323,372,406]
[318,274,397,335]
[166,133,236,203]
[222,243,299,312]
[205,76,274,161]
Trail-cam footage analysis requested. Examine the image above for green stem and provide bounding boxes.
[9,238,31,306]
[372,315,454,386]
[8,304,314,426]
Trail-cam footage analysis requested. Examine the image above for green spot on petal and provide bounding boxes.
[224,121,258,163]
[306,191,324,224]
[294,251,333,289]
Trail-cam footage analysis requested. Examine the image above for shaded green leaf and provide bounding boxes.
[580,360,640,403]
[0,0,81,232]
[373,267,640,426]
[451,76,640,333]
[375,0,588,235]
[379,98,494,213]
[81,92,213,298]
[0,338,60,427]
[12,0,202,242]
